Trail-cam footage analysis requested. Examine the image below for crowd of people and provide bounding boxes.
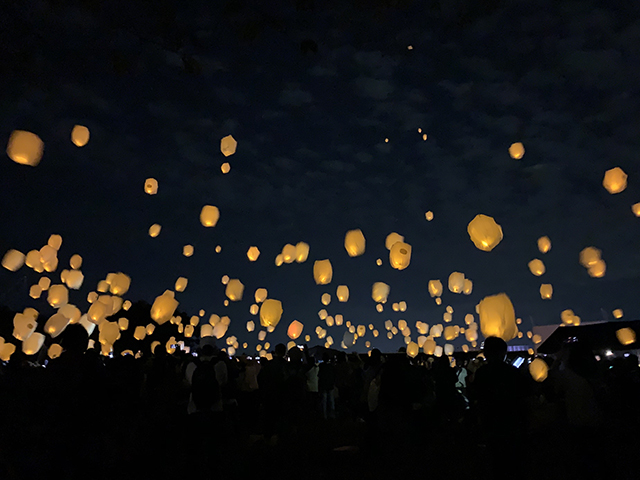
[1,324,639,480]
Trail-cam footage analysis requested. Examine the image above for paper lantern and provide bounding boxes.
[280,244,296,264]
[336,285,349,302]
[189,316,199,326]
[144,178,158,195]
[99,321,120,346]
[274,254,284,267]
[313,259,333,285]
[7,130,44,166]
[406,342,419,358]
[47,234,62,250]
[528,259,546,276]
[399,301,407,312]
[613,309,623,319]
[200,324,213,338]
[444,344,454,356]
[0,342,16,361]
[343,331,355,347]
[288,320,304,340]
[246,320,255,332]
[372,282,390,303]
[149,341,160,354]
[71,125,90,147]
[22,332,45,355]
[385,232,404,250]
[221,162,231,174]
[175,277,188,292]
[508,142,525,159]
[537,236,551,254]
[215,245,222,253]
[321,293,331,306]
[45,313,70,338]
[465,328,478,342]
[376,258,382,266]
[252,288,268,304]
[428,280,443,298]
[561,309,576,325]
[616,327,636,346]
[579,247,601,268]
[64,269,84,290]
[632,203,640,217]
[540,284,553,300]
[603,167,627,194]
[109,273,131,295]
[220,135,237,157]
[478,293,517,342]
[463,279,473,295]
[389,242,412,270]
[133,326,146,341]
[423,339,436,355]
[118,317,129,331]
[151,291,179,325]
[29,284,42,299]
[183,245,194,257]
[529,358,548,382]
[295,242,310,263]
[247,246,260,261]
[60,303,81,323]
[376,304,383,312]
[184,325,194,338]
[344,229,366,257]
[48,343,63,359]
[13,313,37,341]
[47,284,68,308]
[87,301,106,324]
[588,259,606,278]
[326,316,334,327]
[213,322,228,339]
[260,299,283,328]
[2,249,25,272]
[226,279,244,301]
[200,205,220,227]
[26,250,43,272]
[444,326,459,341]
[335,314,343,326]
[425,211,434,221]
[149,224,161,237]
[467,214,503,252]
[357,325,366,337]
[146,323,156,336]
[448,272,465,294]
[443,312,452,323]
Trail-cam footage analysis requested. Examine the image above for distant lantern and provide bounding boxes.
[48,343,63,359]
[0,343,16,361]
[336,285,349,302]
[118,317,129,331]
[220,135,237,157]
[425,211,434,221]
[616,327,636,346]
[45,313,69,338]
[247,246,260,261]
[29,284,42,299]
[633,203,640,217]
[175,277,188,292]
[48,234,62,250]
[508,142,525,159]
[69,254,83,270]
[478,293,517,342]
[226,279,244,301]
[215,245,222,253]
[613,309,623,319]
[321,293,331,306]
[110,273,131,295]
[255,288,268,304]
[221,275,229,285]
[2,249,25,272]
[26,250,43,272]
[561,309,576,326]
[282,244,296,263]
[399,301,407,312]
[540,284,553,300]
[528,259,546,276]
[65,269,84,290]
[406,342,419,358]
[423,339,436,355]
[184,325,194,338]
[200,205,220,227]
[275,254,284,267]
[7,130,44,166]
[588,259,606,278]
[467,214,503,252]
[260,299,283,328]
[246,320,255,332]
[71,125,90,147]
[428,280,443,298]
[151,291,179,325]
[183,245,194,257]
[376,258,382,266]
[448,272,465,294]
[133,326,146,341]
[189,316,199,326]
[288,320,304,340]
[579,247,601,268]
[344,229,366,257]
[313,259,333,285]
[144,178,158,195]
[221,162,231,174]
[318,309,328,320]
[372,282,390,303]
[463,279,473,295]
[529,358,549,382]
[295,242,310,263]
[444,326,459,341]
[389,242,412,270]
[385,232,404,250]
[149,224,162,237]
[48,284,69,309]
[146,324,156,335]
[603,167,627,194]
[537,236,551,254]
[22,332,45,355]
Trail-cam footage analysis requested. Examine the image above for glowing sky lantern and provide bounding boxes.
[22,332,45,355]
[71,125,90,147]
[64,269,84,290]
[616,327,636,346]
[336,285,349,302]
[184,325,194,338]
[561,309,577,326]
[425,211,434,221]
[226,279,244,301]
[287,320,304,340]
[183,245,194,257]
[260,299,283,328]
[215,245,222,253]
[118,317,129,331]
[220,135,237,157]
[335,314,344,325]
[247,246,260,261]
[175,277,188,292]
[151,291,179,325]
[448,272,465,293]
[588,259,606,278]
[406,341,419,358]
[423,339,436,355]
[149,224,161,237]
[109,273,131,295]
[318,309,328,320]
[579,247,601,268]
[221,162,231,174]
[376,258,382,266]
[221,275,229,285]
[200,205,220,227]
[48,234,62,250]
[344,229,366,257]
[26,250,43,272]
[602,167,627,194]
[282,244,296,263]
[144,178,158,195]
[29,284,42,299]
[389,242,412,270]
[133,326,146,341]
[254,288,268,304]
[69,254,83,270]
[372,282,390,303]
[478,293,517,342]
[529,358,548,382]
[399,301,407,312]
[313,259,333,285]
[246,320,255,332]
[294,242,310,263]
[321,293,331,305]
[613,309,623,319]
[467,214,503,252]
[48,343,63,359]
[508,142,525,159]
[540,284,553,300]
[633,203,640,217]
[45,313,69,338]
[537,236,551,254]
[2,249,25,271]
[428,280,443,298]
[275,254,284,266]
[0,342,16,361]
[7,130,44,166]
[463,279,473,295]
[47,284,68,308]
[385,232,404,250]
[528,259,546,276]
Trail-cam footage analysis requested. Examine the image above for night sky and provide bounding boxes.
[2,0,640,352]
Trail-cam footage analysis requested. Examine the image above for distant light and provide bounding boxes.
[384,138,389,143]
[422,133,427,141]
[605,350,613,357]
[407,45,413,50]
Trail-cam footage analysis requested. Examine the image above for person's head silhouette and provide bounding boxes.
[274,343,286,358]
[60,324,89,355]
[483,337,508,364]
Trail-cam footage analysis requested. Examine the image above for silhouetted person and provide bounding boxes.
[318,352,336,419]
[259,343,289,443]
